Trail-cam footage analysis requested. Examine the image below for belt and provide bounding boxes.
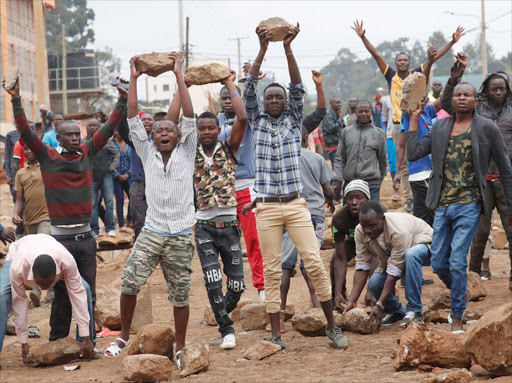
[196,220,238,228]
[52,231,93,242]
[255,192,302,204]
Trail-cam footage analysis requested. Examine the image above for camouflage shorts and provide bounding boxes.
[120,228,195,307]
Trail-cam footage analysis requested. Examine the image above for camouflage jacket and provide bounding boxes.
[194,141,237,211]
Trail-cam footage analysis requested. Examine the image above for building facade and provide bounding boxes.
[0,0,53,130]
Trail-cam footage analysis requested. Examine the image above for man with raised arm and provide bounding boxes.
[193,70,248,350]
[105,54,196,370]
[352,20,465,212]
[441,54,512,290]
[321,97,343,165]
[243,23,348,350]
[218,66,266,304]
[3,74,127,344]
[406,71,512,332]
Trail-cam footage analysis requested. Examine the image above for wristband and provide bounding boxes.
[254,62,262,67]
[376,301,385,311]
[230,92,239,99]
[285,51,293,56]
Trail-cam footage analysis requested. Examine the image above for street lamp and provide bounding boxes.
[444,0,487,79]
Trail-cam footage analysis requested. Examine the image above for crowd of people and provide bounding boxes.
[0,18,511,373]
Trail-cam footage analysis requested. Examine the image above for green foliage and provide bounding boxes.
[45,0,95,54]
[462,34,510,74]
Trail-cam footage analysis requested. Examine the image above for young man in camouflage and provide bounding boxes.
[194,71,248,350]
[406,68,512,332]
[105,54,196,368]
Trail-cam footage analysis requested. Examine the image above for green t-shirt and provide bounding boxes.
[438,125,482,208]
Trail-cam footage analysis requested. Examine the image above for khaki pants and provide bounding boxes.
[392,123,412,199]
[25,220,51,235]
[255,198,331,313]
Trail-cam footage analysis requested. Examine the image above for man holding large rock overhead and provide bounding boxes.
[243,20,348,351]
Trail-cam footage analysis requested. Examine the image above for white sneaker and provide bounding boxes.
[220,333,236,350]
[107,230,116,237]
[258,289,266,304]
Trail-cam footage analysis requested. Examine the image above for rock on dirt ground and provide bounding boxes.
[240,303,269,331]
[394,323,472,371]
[463,302,512,376]
[291,308,327,336]
[26,338,82,367]
[243,340,282,360]
[3,181,512,382]
[122,354,172,382]
[420,368,472,383]
[179,343,210,378]
[128,323,175,359]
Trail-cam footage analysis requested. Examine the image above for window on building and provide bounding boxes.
[163,84,170,91]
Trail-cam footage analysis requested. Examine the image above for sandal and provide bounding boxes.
[104,337,130,357]
[175,350,182,369]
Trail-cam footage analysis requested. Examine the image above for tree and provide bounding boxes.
[45,0,95,54]
[460,34,508,75]
[426,31,454,78]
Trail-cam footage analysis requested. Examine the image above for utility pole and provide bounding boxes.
[62,24,68,115]
[229,36,248,80]
[481,0,487,79]
[178,0,184,53]
[185,16,189,68]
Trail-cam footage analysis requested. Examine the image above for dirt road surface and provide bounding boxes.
[0,180,511,382]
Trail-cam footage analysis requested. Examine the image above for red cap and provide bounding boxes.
[138,111,146,116]
[375,93,382,99]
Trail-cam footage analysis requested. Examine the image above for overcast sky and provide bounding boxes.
[88,0,512,97]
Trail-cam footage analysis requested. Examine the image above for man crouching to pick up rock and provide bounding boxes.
[0,234,95,369]
[193,69,248,350]
[343,201,433,329]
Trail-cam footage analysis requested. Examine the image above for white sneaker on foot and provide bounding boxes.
[258,289,266,304]
[220,333,236,350]
[107,230,116,237]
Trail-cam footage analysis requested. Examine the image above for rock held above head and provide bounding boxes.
[3,66,19,90]
[135,53,175,77]
[400,72,427,114]
[258,17,291,42]
[184,63,232,86]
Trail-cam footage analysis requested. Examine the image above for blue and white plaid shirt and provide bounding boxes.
[112,140,132,178]
[243,75,305,196]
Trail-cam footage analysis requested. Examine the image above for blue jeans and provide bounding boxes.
[0,261,96,354]
[369,183,381,202]
[431,202,481,318]
[367,271,405,315]
[282,216,324,270]
[404,244,431,312]
[91,173,115,234]
[113,176,132,228]
[386,137,396,173]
